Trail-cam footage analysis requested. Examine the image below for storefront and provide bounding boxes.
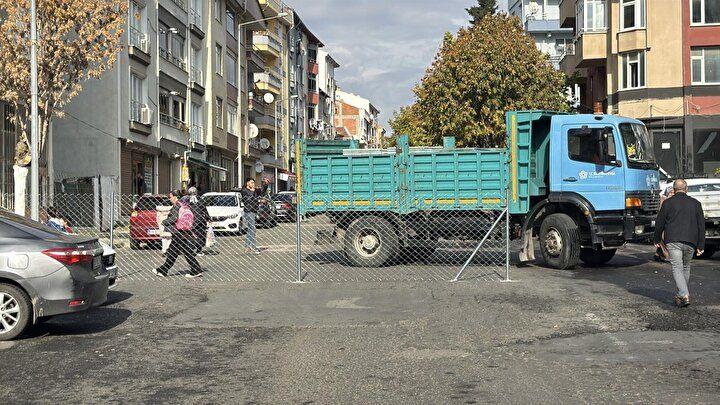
[120,144,156,196]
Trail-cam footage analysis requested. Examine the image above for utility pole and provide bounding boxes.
[30,0,40,220]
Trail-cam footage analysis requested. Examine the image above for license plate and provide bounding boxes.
[92,256,101,270]
[147,229,160,235]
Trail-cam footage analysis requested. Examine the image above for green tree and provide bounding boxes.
[392,14,568,148]
[467,0,497,24]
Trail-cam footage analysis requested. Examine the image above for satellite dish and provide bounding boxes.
[249,124,259,139]
[259,138,271,149]
[254,161,265,173]
[263,93,275,104]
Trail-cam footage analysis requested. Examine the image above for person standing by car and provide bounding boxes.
[154,190,203,278]
[240,177,270,254]
[654,179,706,307]
[185,187,209,256]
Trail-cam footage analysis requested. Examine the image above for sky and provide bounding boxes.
[293,0,509,132]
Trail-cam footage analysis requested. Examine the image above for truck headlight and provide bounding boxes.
[625,197,642,209]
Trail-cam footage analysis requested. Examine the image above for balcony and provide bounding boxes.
[160,48,187,71]
[559,31,607,73]
[249,95,265,115]
[128,27,150,65]
[189,8,204,37]
[253,31,282,58]
[309,61,319,75]
[129,101,152,135]
[247,47,265,73]
[254,71,282,94]
[171,0,185,10]
[307,91,319,106]
[558,0,576,28]
[189,124,204,145]
[253,115,278,131]
[189,66,204,95]
[160,112,187,130]
[258,0,283,16]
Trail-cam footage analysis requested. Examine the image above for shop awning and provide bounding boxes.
[188,157,227,172]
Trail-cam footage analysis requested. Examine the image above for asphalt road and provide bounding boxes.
[1,244,719,403]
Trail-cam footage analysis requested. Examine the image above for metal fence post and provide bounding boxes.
[109,191,115,249]
[295,204,303,283]
[505,188,511,281]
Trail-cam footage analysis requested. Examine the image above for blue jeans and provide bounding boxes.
[666,242,694,297]
[244,212,257,250]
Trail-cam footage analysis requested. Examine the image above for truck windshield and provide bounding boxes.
[619,123,656,169]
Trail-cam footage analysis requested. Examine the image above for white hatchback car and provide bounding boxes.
[201,192,244,233]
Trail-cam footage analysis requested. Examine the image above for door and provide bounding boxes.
[652,129,682,178]
[560,125,625,211]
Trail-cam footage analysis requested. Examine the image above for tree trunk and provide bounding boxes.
[13,165,28,216]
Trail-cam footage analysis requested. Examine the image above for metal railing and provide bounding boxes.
[160,48,187,71]
[128,27,148,53]
[189,8,202,29]
[253,32,282,53]
[255,72,282,89]
[171,0,185,10]
[130,100,144,122]
[160,112,185,129]
[190,124,204,144]
[190,66,203,84]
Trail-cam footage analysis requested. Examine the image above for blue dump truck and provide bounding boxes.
[298,111,661,269]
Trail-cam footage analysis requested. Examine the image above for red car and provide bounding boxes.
[129,195,171,249]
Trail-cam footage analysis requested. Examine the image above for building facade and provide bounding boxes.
[334,90,383,148]
[509,0,574,69]
[315,49,340,140]
[559,0,720,178]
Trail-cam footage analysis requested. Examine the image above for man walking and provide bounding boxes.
[653,179,705,307]
[186,187,209,256]
[240,177,270,254]
[154,190,204,278]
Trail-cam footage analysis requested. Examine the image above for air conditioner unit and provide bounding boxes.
[140,37,149,53]
[140,105,154,125]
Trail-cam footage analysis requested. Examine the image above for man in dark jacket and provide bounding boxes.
[653,179,705,307]
[154,190,203,278]
[186,187,209,256]
[240,177,270,254]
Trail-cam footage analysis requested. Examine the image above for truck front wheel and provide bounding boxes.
[580,248,616,266]
[539,213,581,270]
[344,216,399,267]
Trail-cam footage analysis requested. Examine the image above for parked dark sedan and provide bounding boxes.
[257,197,278,227]
[0,209,109,341]
[272,192,297,222]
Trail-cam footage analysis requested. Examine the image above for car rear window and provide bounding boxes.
[202,195,238,207]
[136,196,171,211]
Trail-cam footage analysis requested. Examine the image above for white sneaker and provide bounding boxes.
[152,269,167,278]
[184,272,203,279]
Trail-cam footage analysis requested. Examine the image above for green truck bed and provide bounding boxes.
[298,111,563,216]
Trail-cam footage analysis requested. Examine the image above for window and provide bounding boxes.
[215,44,223,75]
[214,0,221,21]
[620,0,645,30]
[693,129,720,175]
[567,128,616,165]
[191,102,202,127]
[159,88,186,128]
[576,0,606,32]
[129,1,145,33]
[130,73,144,121]
[159,23,169,55]
[171,34,185,61]
[691,0,720,25]
[215,97,223,128]
[619,123,656,167]
[226,51,237,87]
[191,46,202,82]
[226,9,236,37]
[691,47,720,84]
[227,105,238,135]
[620,51,646,90]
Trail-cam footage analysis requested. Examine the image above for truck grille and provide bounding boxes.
[629,190,661,213]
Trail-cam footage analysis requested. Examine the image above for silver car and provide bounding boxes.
[0,210,109,341]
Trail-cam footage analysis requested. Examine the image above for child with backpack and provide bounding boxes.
[153,190,204,278]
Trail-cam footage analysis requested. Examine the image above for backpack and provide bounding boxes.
[176,202,195,231]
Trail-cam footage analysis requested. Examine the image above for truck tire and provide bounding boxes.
[580,248,616,266]
[695,245,717,259]
[344,216,399,267]
[0,283,32,341]
[539,213,581,270]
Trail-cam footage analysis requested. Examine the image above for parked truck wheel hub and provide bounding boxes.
[0,293,20,333]
[356,231,381,257]
[544,228,563,257]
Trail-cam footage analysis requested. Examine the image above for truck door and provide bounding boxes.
[560,125,625,211]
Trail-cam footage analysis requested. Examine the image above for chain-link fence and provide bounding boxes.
[1,192,511,283]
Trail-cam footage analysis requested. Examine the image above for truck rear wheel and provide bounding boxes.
[580,248,616,266]
[539,213,580,270]
[344,216,399,267]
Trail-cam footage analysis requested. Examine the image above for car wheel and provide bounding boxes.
[539,213,581,270]
[0,283,32,341]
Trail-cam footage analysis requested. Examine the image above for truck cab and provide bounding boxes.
[516,112,661,268]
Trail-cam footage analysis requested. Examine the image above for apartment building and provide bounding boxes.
[289,12,325,143]
[559,0,720,178]
[509,0,574,69]
[334,91,383,148]
[246,0,293,191]
[315,49,341,139]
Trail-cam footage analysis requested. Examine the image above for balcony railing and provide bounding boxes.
[190,66,203,84]
[160,112,186,129]
[557,42,575,58]
[253,31,282,53]
[255,72,282,89]
[190,124,204,144]
[160,48,187,71]
[189,8,202,30]
[128,27,148,53]
[172,0,185,10]
[130,100,143,122]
